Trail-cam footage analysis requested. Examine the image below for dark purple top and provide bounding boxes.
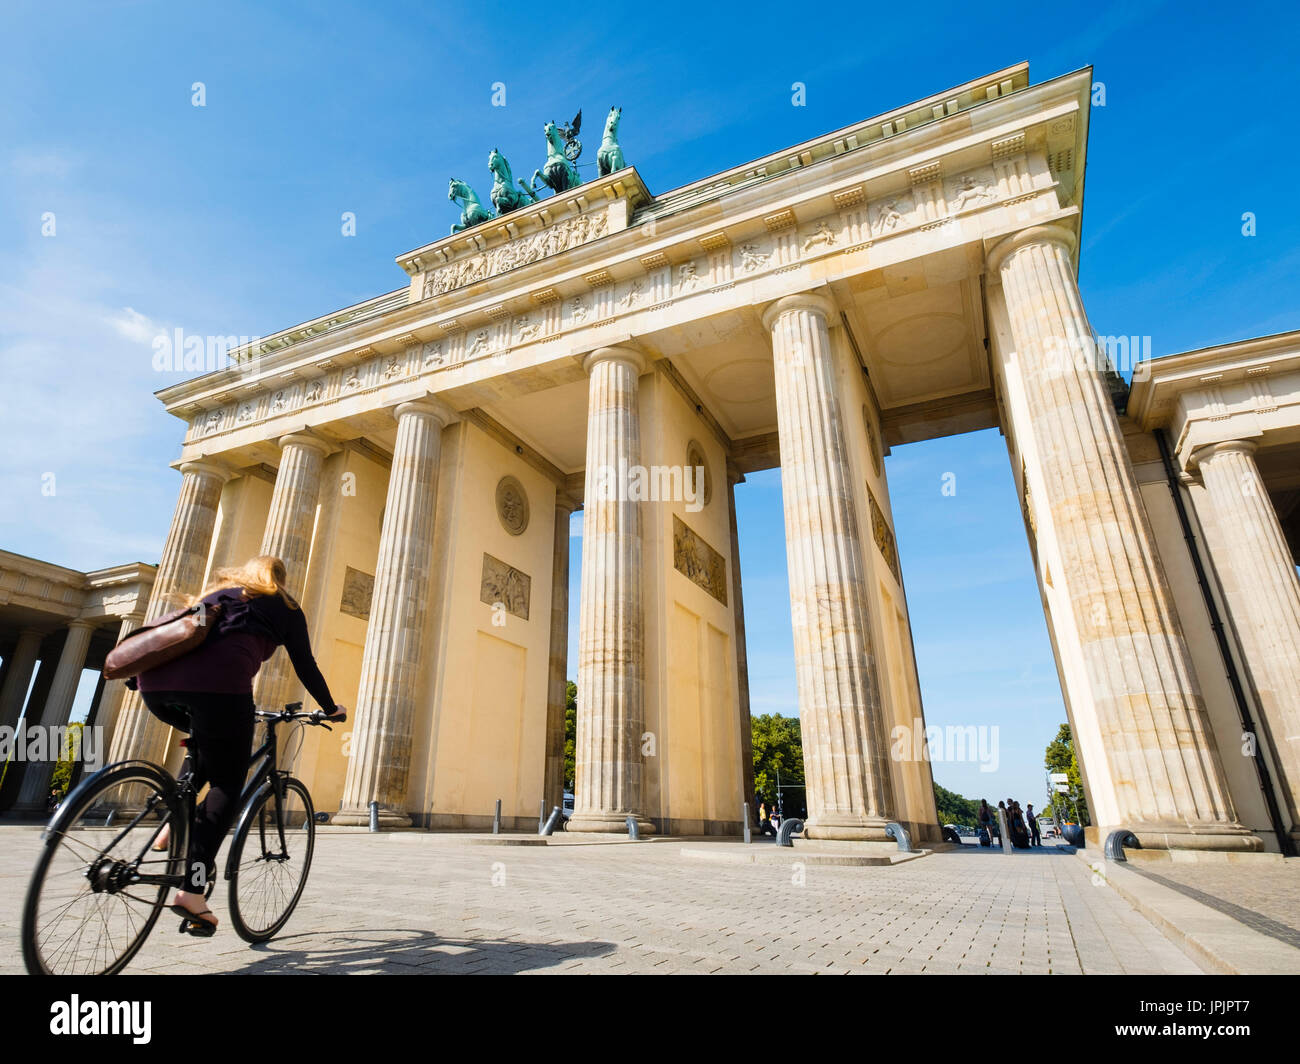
[139,588,336,712]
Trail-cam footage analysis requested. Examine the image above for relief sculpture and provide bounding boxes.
[480,553,531,620]
[867,487,901,584]
[423,210,609,299]
[673,515,727,605]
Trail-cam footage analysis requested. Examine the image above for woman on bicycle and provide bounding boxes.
[137,554,345,936]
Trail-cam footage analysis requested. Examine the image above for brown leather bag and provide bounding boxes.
[103,600,224,681]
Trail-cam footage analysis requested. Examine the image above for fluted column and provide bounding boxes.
[14,619,97,811]
[253,432,331,715]
[763,293,894,841]
[335,402,448,827]
[108,460,229,765]
[726,463,756,824]
[1193,440,1300,840]
[0,629,44,731]
[544,494,579,812]
[92,613,144,740]
[570,346,653,834]
[990,224,1258,851]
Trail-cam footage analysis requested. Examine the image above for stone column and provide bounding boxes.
[544,493,579,812]
[569,346,653,834]
[108,460,229,765]
[0,629,44,731]
[253,432,331,715]
[92,613,145,740]
[335,402,448,827]
[14,619,97,811]
[726,463,757,826]
[762,293,894,841]
[1193,440,1300,840]
[989,224,1258,851]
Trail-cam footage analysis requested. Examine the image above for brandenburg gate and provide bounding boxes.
[97,63,1300,852]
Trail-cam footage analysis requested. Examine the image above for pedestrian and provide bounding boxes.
[977,798,993,847]
[1010,801,1030,849]
[1027,803,1041,846]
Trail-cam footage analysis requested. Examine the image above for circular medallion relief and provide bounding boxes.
[685,440,712,507]
[863,404,882,477]
[496,476,529,535]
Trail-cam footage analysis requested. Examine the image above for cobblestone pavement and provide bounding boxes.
[1125,861,1300,950]
[0,829,1203,975]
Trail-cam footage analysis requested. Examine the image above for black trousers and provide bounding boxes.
[142,690,255,892]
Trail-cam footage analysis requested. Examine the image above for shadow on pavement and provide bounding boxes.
[950,841,1080,856]
[223,928,618,974]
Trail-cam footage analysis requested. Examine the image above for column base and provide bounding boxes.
[802,813,893,843]
[332,805,413,829]
[566,811,656,836]
[1101,821,1264,853]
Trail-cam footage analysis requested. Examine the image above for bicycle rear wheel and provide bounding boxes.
[227,776,315,943]
[22,761,185,975]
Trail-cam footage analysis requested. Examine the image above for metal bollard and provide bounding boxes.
[492,798,502,835]
[368,800,379,833]
[540,806,562,836]
[885,821,913,853]
[776,818,804,846]
[1104,829,1141,862]
[743,802,751,845]
[538,801,546,834]
[996,808,1012,854]
[626,814,639,840]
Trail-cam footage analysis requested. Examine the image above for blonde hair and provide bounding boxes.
[193,555,300,609]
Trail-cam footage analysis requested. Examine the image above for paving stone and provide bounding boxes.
[1,830,1218,975]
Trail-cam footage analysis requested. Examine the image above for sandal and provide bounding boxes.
[169,903,218,937]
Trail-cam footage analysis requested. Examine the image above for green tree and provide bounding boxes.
[750,713,804,810]
[49,722,85,798]
[933,781,980,826]
[1044,723,1089,826]
[563,680,576,790]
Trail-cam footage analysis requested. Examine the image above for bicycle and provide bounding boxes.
[21,701,345,975]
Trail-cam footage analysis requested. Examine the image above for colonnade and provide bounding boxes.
[93,222,1299,850]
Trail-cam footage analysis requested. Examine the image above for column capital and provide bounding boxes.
[725,458,746,486]
[761,291,837,332]
[178,458,232,483]
[393,397,455,428]
[1190,439,1259,470]
[277,431,333,457]
[582,345,647,377]
[65,618,99,633]
[986,223,1077,275]
[554,490,582,516]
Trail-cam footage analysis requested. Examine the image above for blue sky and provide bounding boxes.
[3,1,1298,810]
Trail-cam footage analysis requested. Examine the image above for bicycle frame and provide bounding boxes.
[65,707,305,897]
[221,710,299,882]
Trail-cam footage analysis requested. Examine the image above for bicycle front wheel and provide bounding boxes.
[227,776,315,943]
[22,761,185,975]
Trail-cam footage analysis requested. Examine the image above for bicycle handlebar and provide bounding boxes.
[255,701,347,725]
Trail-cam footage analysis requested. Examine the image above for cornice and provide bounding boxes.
[156,65,1092,438]
[1127,329,1300,429]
